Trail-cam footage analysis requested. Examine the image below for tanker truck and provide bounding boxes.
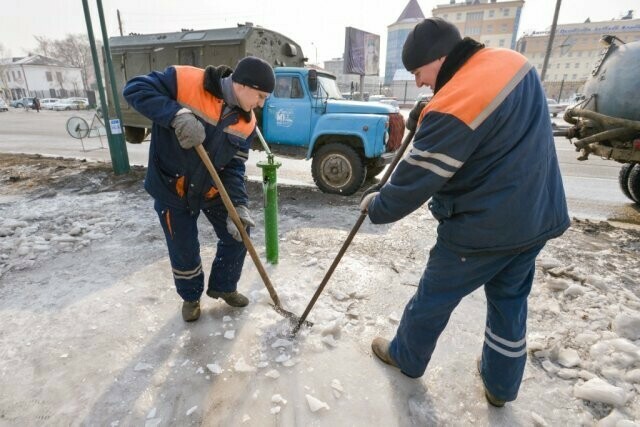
[557,35,640,205]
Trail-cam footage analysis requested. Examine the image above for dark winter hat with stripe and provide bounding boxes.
[402,17,462,71]
[231,56,275,93]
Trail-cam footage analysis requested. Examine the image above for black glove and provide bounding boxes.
[171,111,205,149]
[406,100,427,133]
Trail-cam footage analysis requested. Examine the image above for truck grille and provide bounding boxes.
[387,113,405,151]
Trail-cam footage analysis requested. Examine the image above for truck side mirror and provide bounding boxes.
[308,69,318,93]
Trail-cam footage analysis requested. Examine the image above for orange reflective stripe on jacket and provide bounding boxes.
[174,66,256,139]
[204,186,219,200]
[419,48,532,130]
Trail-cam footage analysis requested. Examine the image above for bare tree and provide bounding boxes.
[0,43,11,100]
[33,34,101,92]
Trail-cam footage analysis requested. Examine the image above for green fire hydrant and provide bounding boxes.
[255,129,281,264]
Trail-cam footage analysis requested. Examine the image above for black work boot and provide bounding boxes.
[182,300,201,322]
[477,358,506,407]
[206,290,249,307]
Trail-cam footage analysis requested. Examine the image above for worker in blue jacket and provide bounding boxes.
[123,57,275,322]
[360,18,570,406]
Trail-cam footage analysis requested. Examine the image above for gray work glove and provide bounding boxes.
[226,205,256,241]
[406,100,428,133]
[171,110,205,149]
[359,191,379,214]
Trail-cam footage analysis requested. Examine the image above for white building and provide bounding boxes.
[0,55,85,101]
[323,57,382,97]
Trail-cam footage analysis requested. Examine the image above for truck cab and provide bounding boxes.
[260,68,404,195]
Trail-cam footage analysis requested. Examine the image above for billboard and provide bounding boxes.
[343,27,380,76]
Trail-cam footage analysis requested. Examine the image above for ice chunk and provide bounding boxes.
[134,362,153,372]
[585,274,608,291]
[272,394,287,405]
[234,357,256,373]
[557,368,579,380]
[546,277,570,291]
[574,378,627,406]
[270,406,281,414]
[624,369,640,383]
[207,363,223,375]
[612,313,640,340]
[557,348,581,368]
[222,316,232,322]
[596,409,628,427]
[564,284,585,298]
[302,258,318,267]
[331,379,344,398]
[186,406,198,416]
[147,408,157,419]
[530,411,548,427]
[538,258,562,270]
[388,313,401,324]
[265,369,280,379]
[271,339,293,349]
[224,330,236,340]
[305,394,330,412]
[274,354,290,363]
[321,335,338,348]
[242,414,251,423]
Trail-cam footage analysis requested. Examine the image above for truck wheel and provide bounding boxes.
[124,126,146,144]
[627,164,640,204]
[312,143,365,195]
[619,163,635,202]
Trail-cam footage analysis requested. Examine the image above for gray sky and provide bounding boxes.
[2,0,637,72]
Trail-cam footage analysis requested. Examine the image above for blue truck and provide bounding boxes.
[258,67,404,195]
[108,25,404,195]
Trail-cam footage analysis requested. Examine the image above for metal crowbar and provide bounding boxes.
[291,129,416,335]
[194,144,311,327]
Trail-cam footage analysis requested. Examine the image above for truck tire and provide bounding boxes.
[619,163,635,202]
[124,126,146,144]
[627,164,640,204]
[312,143,365,196]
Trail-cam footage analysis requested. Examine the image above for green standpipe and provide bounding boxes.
[255,129,281,264]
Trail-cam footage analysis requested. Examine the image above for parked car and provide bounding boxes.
[39,98,60,110]
[0,98,8,112]
[547,98,569,117]
[52,98,88,111]
[10,97,35,108]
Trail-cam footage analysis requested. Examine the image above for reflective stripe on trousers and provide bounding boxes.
[389,241,544,401]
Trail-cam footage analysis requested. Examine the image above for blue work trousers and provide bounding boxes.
[154,200,248,302]
[389,241,544,402]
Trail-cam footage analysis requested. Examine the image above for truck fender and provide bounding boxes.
[307,113,388,159]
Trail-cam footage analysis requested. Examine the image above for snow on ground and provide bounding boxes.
[0,153,639,426]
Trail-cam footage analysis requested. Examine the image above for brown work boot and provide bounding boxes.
[371,337,400,369]
[182,300,201,322]
[206,289,249,307]
[476,358,506,407]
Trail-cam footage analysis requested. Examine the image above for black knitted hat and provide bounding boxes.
[231,56,275,93]
[402,17,462,71]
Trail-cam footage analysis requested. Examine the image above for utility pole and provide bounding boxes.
[81,0,130,175]
[117,10,123,36]
[540,0,562,82]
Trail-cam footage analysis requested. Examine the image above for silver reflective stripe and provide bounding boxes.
[486,327,526,347]
[409,147,463,168]
[485,339,527,358]
[469,62,533,130]
[173,263,203,280]
[404,156,456,178]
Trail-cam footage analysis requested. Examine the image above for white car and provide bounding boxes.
[39,98,60,110]
[52,98,88,111]
[547,98,569,117]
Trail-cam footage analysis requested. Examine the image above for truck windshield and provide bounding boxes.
[316,75,343,100]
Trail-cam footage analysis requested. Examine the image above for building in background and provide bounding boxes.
[0,55,85,101]
[323,57,381,97]
[516,12,640,100]
[384,0,425,86]
[432,0,524,49]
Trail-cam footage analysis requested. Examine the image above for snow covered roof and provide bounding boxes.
[0,54,70,67]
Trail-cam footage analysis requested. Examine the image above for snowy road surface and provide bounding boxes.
[0,154,639,426]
